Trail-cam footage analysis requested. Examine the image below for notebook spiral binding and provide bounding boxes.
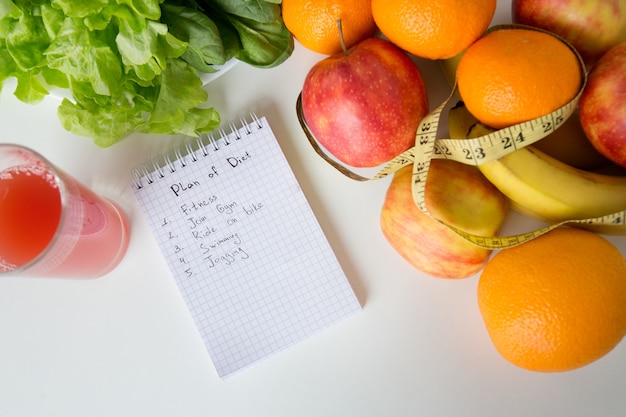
[132,113,263,190]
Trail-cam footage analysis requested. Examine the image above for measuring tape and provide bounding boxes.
[295,26,626,250]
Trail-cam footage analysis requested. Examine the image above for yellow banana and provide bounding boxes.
[447,102,626,235]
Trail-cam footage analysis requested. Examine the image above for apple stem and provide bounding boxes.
[336,19,348,55]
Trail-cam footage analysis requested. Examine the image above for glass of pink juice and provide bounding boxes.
[0,144,130,278]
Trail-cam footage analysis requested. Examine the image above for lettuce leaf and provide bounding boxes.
[188,0,294,68]
[160,3,226,72]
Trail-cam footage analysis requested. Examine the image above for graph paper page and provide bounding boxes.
[132,116,361,378]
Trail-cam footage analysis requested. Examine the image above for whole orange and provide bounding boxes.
[457,28,583,129]
[282,0,378,55]
[478,227,626,372]
[371,0,496,60]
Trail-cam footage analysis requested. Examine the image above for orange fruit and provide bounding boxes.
[281,0,378,55]
[371,0,496,60]
[478,227,626,372]
[457,28,583,129]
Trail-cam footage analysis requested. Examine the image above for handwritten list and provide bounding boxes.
[132,116,362,378]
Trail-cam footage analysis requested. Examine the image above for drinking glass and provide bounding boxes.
[0,144,130,278]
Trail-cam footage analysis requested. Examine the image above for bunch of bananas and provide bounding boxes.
[446,102,626,235]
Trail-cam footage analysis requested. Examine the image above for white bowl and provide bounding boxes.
[199,58,239,84]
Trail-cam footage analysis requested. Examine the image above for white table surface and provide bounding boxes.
[2,2,626,416]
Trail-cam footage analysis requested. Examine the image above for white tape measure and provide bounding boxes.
[295,25,626,249]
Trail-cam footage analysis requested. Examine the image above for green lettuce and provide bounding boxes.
[0,0,293,147]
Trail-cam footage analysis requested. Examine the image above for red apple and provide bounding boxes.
[579,41,626,168]
[380,161,509,279]
[300,37,429,168]
[512,0,626,67]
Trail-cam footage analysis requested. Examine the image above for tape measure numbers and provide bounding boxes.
[431,100,577,166]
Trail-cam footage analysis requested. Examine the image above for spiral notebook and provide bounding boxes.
[131,114,361,378]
